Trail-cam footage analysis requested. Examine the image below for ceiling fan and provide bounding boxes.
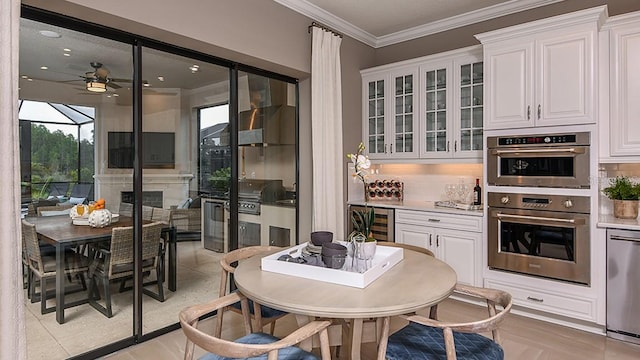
[82,62,131,92]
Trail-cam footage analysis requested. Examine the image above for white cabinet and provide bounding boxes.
[605,14,640,158]
[362,66,418,159]
[395,209,482,286]
[361,46,483,162]
[477,6,605,130]
[418,54,484,159]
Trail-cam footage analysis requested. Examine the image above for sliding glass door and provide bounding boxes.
[20,7,298,358]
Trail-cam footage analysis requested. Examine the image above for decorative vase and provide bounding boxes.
[88,209,113,228]
[613,199,639,219]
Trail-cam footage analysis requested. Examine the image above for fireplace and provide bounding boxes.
[121,191,163,208]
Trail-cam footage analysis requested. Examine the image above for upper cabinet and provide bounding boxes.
[601,12,640,160]
[362,66,418,159]
[361,46,483,162]
[476,6,607,130]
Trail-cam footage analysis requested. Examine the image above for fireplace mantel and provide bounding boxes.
[94,173,194,211]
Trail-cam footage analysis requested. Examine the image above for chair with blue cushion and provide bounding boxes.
[380,284,512,360]
[180,292,332,360]
[218,246,288,336]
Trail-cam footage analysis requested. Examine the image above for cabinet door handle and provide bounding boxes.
[427,218,441,222]
[537,104,541,119]
[390,143,393,154]
[429,234,432,246]
[527,296,544,303]
[454,141,457,152]
[446,141,450,152]
[527,105,531,120]
[384,144,388,154]
[436,235,440,247]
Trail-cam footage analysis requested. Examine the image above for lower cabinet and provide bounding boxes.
[395,210,482,286]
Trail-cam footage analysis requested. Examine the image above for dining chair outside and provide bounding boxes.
[22,220,89,314]
[36,204,73,216]
[380,284,512,360]
[218,246,288,336]
[180,292,332,360]
[118,202,133,217]
[87,221,165,318]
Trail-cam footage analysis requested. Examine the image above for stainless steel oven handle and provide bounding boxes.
[490,147,585,155]
[495,213,584,225]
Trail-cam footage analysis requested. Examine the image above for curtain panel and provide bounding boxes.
[0,0,27,359]
[311,26,344,235]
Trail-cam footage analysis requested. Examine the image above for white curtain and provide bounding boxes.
[0,0,27,359]
[311,26,344,235]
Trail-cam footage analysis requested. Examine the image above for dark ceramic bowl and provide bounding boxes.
[311,231,333,246]
[321,242,347,257]
[322,254,346,269]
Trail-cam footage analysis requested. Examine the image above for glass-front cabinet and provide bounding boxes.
[455,58,484,157]
[420,61,450,157]
[361,46,483,162]
[362,66,418,160]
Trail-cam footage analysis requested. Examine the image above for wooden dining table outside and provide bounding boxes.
[234,247,457,360]
[25,215,177,324]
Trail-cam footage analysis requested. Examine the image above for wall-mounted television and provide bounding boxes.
[108,132,175,169]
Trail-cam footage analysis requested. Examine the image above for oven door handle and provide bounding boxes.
[495,212,585,225]
[490,147,586,155]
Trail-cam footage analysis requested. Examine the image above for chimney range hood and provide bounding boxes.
[222,75,295,146]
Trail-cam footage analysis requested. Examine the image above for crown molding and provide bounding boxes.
[273,0,378,47]
[274,0,565,48]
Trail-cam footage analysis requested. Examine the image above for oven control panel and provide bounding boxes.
[488,192,589,213]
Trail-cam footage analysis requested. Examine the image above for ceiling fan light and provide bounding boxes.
[86,81,107,93]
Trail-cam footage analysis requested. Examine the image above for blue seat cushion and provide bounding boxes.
[198,332,319,360]
[386,322,504,360]
[230,292,287,319]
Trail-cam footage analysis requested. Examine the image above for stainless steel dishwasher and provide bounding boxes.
[607,228,640,344]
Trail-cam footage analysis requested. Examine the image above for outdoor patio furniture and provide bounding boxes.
[87,222,165,318]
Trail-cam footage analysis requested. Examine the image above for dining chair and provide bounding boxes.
[118,202,133,217]
[36,204,73,216]
[180,292,332,360]
[218,246,288,335]
[22,220,89,314]
[379,284,512,360]
[87,221,165,318]
[378,242,438,319]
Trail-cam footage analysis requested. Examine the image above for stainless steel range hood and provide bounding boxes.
[237,105,295,146]
[236,75,295,146]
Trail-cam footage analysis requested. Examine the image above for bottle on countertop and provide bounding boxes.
[473,178,482,206]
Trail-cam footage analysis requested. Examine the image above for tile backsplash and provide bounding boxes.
[347,163,483,202]
[598,163,640,216]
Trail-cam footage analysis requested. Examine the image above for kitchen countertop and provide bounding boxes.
[598,215,640,231]
[348,200,484,217]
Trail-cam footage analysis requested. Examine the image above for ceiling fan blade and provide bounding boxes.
[107,81,122,89]
[110,77,133,83]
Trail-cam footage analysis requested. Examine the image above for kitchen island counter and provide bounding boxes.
[347,200,484,217]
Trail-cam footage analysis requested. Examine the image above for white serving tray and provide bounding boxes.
[261,242,403,288]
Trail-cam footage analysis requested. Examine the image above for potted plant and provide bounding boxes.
[602,176,640,219]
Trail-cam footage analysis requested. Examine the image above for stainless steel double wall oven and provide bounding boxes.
[486,132,591,285]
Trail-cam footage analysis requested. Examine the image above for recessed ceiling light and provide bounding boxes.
[157,76,165,82]
[189,64,199,73]
[63,53,70,57]
[21,75,28,79]
[40,66,48,70]
[143,82,151,87]
[27,78,33,82]
[63,48,71,52]
[38,30,61,38]
[113,93,119,97]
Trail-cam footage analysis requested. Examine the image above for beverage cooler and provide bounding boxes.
[203,199,225,252]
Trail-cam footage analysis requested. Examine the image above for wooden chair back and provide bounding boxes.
[180,292,331,360]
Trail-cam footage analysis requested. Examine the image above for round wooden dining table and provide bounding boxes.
[234,247,457,360]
